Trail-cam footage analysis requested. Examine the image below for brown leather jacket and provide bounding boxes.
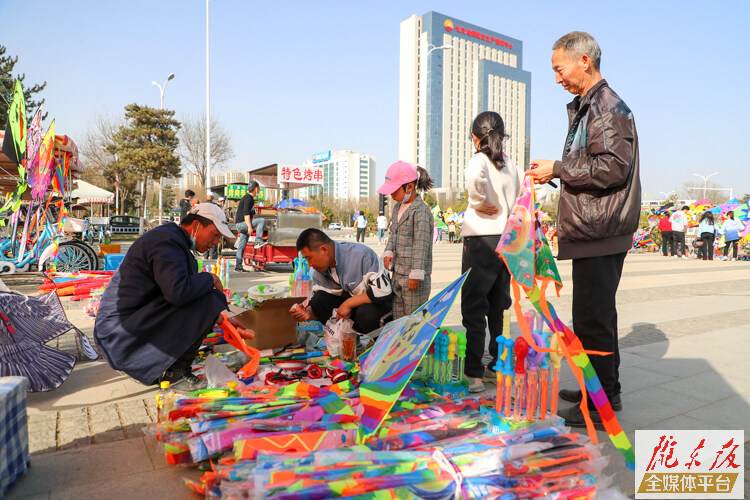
[552,80,641,260]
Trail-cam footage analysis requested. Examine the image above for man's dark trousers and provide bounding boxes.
[571,252,626,399]
[309,291,391,334]
[660,230,673,256]
[672,231,686,257]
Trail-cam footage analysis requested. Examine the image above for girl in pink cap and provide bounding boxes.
[379,161,435,319]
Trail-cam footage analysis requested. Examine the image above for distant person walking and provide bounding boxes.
[180,190,195,223]
[698,211,717,260]
[448,222,456,243]
[670,206,689,258]
[376,211,388,244]
[356,211,367,243]
[658,212,674,257]
[721,210,745,261]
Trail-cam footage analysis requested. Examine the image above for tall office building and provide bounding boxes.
[399,11,531,197]
[300,149,376,202]
[182,171,201,190]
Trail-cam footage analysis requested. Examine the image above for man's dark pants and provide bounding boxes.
[356,227,366,243]
[309,291,392,334]
[572,252,626,399]
[461,235,512,379]
[660,230,673,256]
[672,231,686,257]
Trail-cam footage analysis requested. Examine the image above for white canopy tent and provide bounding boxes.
[70,180,114,217]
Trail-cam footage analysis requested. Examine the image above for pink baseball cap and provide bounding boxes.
[378,161,418,195]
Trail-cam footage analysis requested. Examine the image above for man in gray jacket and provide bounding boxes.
[290,228,392,334]
[527,31,641,426]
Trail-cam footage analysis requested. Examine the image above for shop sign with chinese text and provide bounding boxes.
[278,164,323,185]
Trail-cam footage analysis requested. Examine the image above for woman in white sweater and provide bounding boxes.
[461,111,526,393]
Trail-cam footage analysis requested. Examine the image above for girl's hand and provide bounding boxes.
[476,205,499,216]
[408,279,420,290]
[383,256,393,271]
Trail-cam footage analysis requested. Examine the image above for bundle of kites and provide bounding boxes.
[149,178,633,499]
[37,271,113,301]
[640,198,750,254]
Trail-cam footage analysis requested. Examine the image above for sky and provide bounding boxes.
[2,0,750,199]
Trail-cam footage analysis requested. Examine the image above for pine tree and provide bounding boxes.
[112,103,181,215]
[0,45,47,129]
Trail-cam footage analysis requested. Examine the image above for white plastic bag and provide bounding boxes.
[324,310,356,358]
[204,354,247,390]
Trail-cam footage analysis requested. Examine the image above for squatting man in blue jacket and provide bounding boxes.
[289,228,393,334]
[94,203,253,392]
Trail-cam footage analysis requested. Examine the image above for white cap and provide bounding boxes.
[188,202,235,240]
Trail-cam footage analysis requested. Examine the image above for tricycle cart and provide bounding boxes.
[211,163,324,271]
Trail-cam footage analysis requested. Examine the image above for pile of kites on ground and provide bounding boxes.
[633,198,750,252]
[150,178,632,499]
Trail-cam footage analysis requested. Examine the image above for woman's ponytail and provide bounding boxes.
[471,111,506,170]
[415,166,434,192]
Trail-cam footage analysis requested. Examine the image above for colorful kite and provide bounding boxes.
[357,271,469,443]
[495,176,635,470]
[0,81,28,225]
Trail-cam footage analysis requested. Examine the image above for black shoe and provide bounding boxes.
[559,389,622,412]
[235,266,249,272]
[165,372,207,393]
[557,404,604,429]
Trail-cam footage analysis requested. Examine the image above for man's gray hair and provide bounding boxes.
[552,31,601,70]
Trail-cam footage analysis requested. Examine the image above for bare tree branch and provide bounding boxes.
[178,113,235,188]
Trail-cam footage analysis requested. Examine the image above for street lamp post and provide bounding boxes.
[423,43,452,186]
[693,172,719,200]
[206,0,211,196]
[152,73,175,225]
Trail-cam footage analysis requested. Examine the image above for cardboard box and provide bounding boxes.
[229,297,305,350]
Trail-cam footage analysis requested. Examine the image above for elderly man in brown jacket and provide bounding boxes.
[527,31,641,427]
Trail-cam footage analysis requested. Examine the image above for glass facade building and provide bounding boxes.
[399,11,531,194]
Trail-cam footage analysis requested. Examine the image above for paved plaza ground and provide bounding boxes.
[5,236,750,499]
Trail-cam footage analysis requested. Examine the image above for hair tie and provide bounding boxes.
[486,128,493,133]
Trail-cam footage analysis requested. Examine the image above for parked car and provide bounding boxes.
[328,222,342,230]
[109,215,141,234]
